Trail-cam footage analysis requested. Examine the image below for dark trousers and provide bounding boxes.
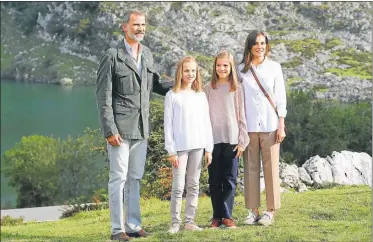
[208,143,239,219]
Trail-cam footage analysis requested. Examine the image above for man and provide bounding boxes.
[96,10,172,241]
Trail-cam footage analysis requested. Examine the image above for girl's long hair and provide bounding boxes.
[240,30,270,73]
[172,56,203,93]
[210,50,238,92]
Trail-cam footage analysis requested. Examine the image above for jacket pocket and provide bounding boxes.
[113,102,139,114]
[147,66,156,90]
[116,71,135,95]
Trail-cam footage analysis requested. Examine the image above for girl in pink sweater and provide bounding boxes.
[204,50,250,229]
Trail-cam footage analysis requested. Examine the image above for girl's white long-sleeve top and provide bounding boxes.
[164,89,214,156]
[237,58,287,132]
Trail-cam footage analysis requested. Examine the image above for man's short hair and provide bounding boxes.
[123,9,145,23]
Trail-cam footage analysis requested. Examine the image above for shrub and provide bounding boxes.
[2,128,108,208]
[2,135,60,208]
[1,215,24,226]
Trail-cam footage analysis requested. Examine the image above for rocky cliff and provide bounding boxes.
[1,2,372,102]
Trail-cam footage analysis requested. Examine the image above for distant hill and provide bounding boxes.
[1,2,371,102]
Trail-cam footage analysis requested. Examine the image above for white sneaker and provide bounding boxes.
[258,212,274,226]
[184,222,203,231]
[244,210,260,225]
[168,224,180,234]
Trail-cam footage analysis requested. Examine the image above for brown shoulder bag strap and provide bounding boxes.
[249,66,279,118]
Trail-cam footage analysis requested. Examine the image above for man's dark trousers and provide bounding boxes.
[208,143,239,219]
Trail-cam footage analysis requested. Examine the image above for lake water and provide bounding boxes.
[1,80,101,207]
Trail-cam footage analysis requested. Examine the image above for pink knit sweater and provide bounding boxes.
[204,82,250,149]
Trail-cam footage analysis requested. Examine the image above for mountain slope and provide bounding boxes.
[1,2,371,102]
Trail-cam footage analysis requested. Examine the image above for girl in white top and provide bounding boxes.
[164,56,213,234]
[237,30,287,226]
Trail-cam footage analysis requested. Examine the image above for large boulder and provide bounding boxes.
[302,155,334,185]
[327,151,372,186]
[298,166,313,185]
[280,163,299,188]
[58,77,73,85]
[238,151,371,195]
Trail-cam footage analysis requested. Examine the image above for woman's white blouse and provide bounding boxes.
[164,90,214,155]
[237,58,287,132]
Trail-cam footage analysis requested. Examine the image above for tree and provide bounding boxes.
[56,128,108,203]
[2,135,60,207]
[2,129,108,208]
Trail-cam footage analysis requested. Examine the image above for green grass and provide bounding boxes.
[325,48,372,80]
[1,186,371,241]
[271,38,322,59]
[325,37,343,50]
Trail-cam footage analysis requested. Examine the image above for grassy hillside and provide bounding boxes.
[1,186,371,241]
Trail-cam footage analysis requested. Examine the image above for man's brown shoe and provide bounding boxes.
[110,232,131,241]
[209,218,221,229]
[222,218,237,229]
[126,229,149,238]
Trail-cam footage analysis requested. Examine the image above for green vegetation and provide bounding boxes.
[325,37,343,49]
[312,84,328,92]
[99,2,117,13]
[171,2,183,11]
[286,76,302,87]
[1,216,24,226]
[1,8,97,84]
[287,38,323,59]
[268,30,289,36]
[211,10,222,17]
[272,36,370,80]
[282,56,303,68]
[326,48,372,80]
[186,51,215,71]
[295,3,333,24]
[247,3,256,14]
[1,186,371,241]
[77,18,90,33]
[2,129,107,208]
[2,95,371,207]
[282,91,371,165]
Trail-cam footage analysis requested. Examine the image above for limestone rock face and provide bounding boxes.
[280,163,300,188]
[327,151,372,186]
[298,167,313,185]
[1,2,372,101]
[303,156,334,185]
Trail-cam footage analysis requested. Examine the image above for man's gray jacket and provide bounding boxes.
[96,41,172,140]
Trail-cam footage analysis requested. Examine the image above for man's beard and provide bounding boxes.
[128,29,144,42]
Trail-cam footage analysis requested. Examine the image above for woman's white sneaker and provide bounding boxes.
[168,224,180,234]
[244,211,260,225]
[258,212,274,226]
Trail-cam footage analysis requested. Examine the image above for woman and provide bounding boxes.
[237,30,287,226]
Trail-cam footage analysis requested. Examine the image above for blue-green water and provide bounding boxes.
[1,80,101,207]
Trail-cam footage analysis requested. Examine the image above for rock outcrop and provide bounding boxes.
[238,151,372,193]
